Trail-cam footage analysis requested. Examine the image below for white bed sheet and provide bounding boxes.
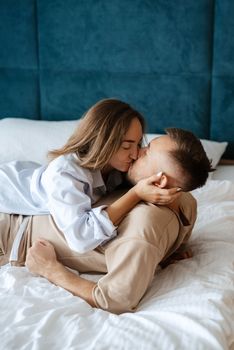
[0,178,234,350]
[213,165,234,182]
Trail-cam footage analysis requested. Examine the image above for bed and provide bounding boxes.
[0,119,233,350]
[0,1,234,349]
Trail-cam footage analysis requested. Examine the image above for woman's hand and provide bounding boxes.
[134,174,181,205]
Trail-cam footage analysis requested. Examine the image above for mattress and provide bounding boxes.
[0,167,234,350]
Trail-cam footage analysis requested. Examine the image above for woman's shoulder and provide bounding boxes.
[46,153,93,181]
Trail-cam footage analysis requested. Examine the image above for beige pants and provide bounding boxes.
[0,191,197,314]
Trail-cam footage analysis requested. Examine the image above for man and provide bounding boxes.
[0,128,213,314]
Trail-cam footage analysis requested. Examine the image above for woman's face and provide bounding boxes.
[108,118,143,172]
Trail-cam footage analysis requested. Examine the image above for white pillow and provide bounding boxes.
[199,139,228,168]
[145,133,227,169]
[0,118,228,169]
[0,118,78,164]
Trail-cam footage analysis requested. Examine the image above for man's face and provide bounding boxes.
[127,135,183,188]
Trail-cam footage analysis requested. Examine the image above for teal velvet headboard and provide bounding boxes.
[0,0,233,158]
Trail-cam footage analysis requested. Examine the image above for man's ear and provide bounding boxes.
[157,174,168,188]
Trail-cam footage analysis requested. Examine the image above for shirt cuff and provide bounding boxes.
[92,205,118,239]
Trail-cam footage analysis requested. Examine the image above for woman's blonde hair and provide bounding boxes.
[48,98,145,169]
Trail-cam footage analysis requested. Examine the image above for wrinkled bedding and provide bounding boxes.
[0,179,234,350]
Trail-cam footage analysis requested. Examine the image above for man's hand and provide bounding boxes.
[25,239,58,279]
[169,248,193,262]
[160,247,193,268]
[25,239,96,307]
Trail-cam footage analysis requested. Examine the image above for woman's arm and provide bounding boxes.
[106,174,181,225]
[44,159,180,252]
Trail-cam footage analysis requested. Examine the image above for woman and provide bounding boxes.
[0,99,179,254]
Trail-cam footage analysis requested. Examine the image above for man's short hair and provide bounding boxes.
[166,128,214,191]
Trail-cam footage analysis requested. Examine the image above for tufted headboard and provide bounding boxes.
[0,0,234,158]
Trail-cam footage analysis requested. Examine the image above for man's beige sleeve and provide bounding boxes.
[93,238,161,314]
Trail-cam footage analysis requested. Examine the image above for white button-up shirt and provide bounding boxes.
[0,154,123,253]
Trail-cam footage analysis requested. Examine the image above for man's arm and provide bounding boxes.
[160,193,197,268]
[25,239,96,307]
[106,174,181,225]
[26,237,159,314]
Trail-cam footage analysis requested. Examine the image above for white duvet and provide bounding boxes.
[0,179,234,350]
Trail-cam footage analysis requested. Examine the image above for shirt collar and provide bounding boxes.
[91,169,123,192]
[91,169,105,188]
